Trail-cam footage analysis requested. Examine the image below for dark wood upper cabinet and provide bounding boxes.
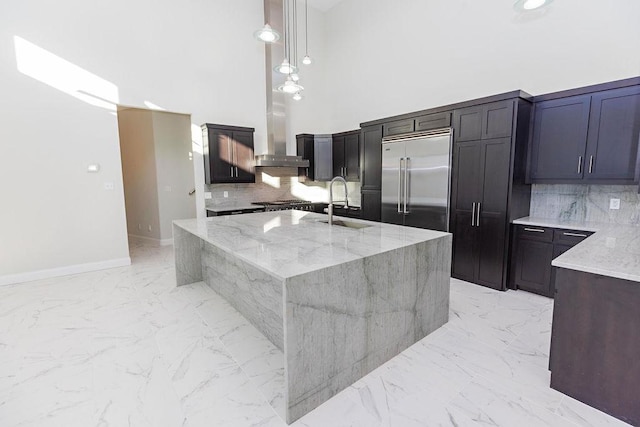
[382,118,414,137]
[453,101,514,142]
[414,112,452,132]
[529,83,640,184]
[332,135,345,178]
[344,132,360,181]
[202,124,255,184]
[453,105,483,141]
[529,95,591,181]
[585,86,640,183]
[332,130,360,181]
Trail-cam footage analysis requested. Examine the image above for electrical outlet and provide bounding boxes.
[609,198,620,210]
[223,191,229,198]
[104,182,114,190]
[164,185,172,192]
[204,192,212,200]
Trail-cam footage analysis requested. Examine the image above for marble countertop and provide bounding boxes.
[514,216,640,283]
[174,210,450,280]
[205,202,262,212]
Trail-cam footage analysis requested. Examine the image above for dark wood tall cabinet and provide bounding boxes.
[296,134,315,181]
[202,124,255,184]
[450,95,533,291]
[359,125,383,221]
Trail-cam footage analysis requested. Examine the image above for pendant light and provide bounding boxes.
[514,0,553,11]
[254,23,280,43]
[302,0,312,65]
[292,92,303,101]
[278,76,304,94]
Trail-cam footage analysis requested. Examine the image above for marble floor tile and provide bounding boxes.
[0,240,631,427]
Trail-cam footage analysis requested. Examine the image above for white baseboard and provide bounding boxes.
[0,257,132,287]
[128,234,174,246]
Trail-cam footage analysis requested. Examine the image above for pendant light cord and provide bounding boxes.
[305,0,308,56]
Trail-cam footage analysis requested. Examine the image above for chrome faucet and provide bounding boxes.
[328,176,349,226]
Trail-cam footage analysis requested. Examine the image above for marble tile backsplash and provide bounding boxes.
[530,184,640,225]
[204,167,361,207]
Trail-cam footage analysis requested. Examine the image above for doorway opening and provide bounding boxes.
[116,106,196,254]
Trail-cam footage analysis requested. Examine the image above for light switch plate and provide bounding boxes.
[609,198,620,210]
[204,192,212,200]
[223,191,229,198]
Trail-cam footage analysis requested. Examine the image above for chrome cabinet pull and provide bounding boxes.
[397,158,403,213]
[577,156,583,174]
[230,166,234,177]
[403,157,410,214]
[563,232,588,238]
[588,155,594,174]
[524,227,545,233]
[471,202,476,227]
[235,166,239,177]
[476,202,481,227]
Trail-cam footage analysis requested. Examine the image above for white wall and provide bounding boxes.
[152,111,196,240]
[312,0,640,131]
[0,0,267,282]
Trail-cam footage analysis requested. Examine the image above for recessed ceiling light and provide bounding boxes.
[514,0,553,12]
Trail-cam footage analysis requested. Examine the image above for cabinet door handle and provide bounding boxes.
[563,232,588,238]
[230,166,234,177]
[577,156,583,174]
[588,155,594,174]
[397,158,403,213]
[476,202,481,227]
[524,227,545,233]
[230,211,243,215]
[235,166,238,177]
[403,157,410,214]
[471,202,476,227]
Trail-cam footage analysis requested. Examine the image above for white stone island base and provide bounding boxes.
[173,211,451,423]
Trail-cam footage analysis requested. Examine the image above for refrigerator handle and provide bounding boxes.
[403,157,410,214]
[471,202,476,226]
[397,158,403,213]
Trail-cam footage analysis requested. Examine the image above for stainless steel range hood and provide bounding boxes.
[255,0,310,168]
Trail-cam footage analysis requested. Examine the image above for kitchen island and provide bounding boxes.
[515,217,640,426]
[173,210,451,423]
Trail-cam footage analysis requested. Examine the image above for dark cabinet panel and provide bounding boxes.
[529,95,591,181]
[451,142,482,214]
[361,190,381,222]
[483,101,514,139]
[453,105,483,142]
[383,119,414,137]
[296,134,315,180]
[515,239,554,296]
[332,135,345,178]
[361,125,383,190]
[585,86,640,183]
[451,212,477,282]
[202,124,255,184]
[414,112,452,132]
[345,133,360,181]
[332,131,360,181]
[232,131,255,182]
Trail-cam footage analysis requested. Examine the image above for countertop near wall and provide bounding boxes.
[514,216,640,282]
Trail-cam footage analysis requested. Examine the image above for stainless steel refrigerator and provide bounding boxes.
[381,129,452,231]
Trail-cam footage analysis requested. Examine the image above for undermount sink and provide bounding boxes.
[319,219,372,229]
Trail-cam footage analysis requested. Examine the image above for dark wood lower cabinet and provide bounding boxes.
[511,225,593,297]
[360,190,381,222]
[550,268,640,426]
